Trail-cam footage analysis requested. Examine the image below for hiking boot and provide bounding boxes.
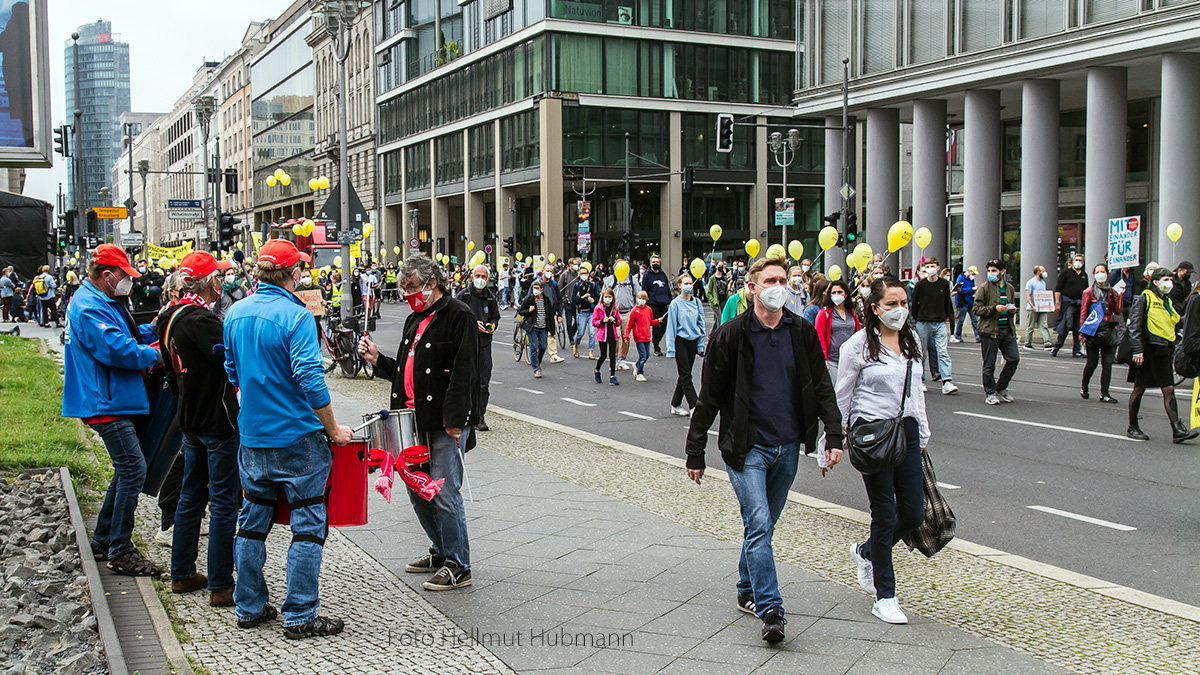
[423,563,472,591]
[761,607,786,643]
[284,615,345,640]
[237,603,278,629]
[171,573,208,594]
[404,551,445,573]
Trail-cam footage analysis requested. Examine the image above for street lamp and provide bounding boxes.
[312,0,371,324]
[768,129,802,248]
[193,95,216,249]
[137,159,150,244]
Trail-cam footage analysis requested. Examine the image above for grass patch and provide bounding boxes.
[0,336,107,489]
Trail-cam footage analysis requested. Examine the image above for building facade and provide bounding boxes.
[155,61,222,246]
[373,0,800,272]
[796,0,1200,289]
[109,111,165,247]
[218,22,269,233]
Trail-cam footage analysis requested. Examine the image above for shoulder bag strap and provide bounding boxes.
[898,359,913,418]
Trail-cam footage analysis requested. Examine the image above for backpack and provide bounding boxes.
[33,276,46,296]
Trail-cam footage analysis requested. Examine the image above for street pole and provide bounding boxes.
[624,132,630,254]
[138,160,149,246]
[71,33,85,249]
[194,96,216,250]
[125,123,135,242]
[841,58,850,234]
[335,14,352,325]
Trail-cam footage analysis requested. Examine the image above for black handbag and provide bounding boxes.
[848,360,913,475]
[1115,322,1134,365]
[1095,321,1120,349]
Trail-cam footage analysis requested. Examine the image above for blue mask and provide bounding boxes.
[987,272,1000,283]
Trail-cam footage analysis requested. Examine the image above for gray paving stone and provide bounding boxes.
[571,646,676,674]
[655,656,760,675]
[939,647,1075,675]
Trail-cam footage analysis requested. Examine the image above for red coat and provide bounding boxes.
[814,306,861,359]
[623,305,660,343]
[1079,286,1124,325]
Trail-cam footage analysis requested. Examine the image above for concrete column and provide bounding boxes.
[963,90,1002,270]
[432,197,449,257]
[538,98,564,259]
[1159,53,1200,267]
[823,114,849,271]
[662,110,683,271]
[465,191,486,266]
[866,108,900,259]
[912,99,948,269]
[493,120,510,262]
[755,115,769,244]
[1085,67,1127,271]
[1020,80,1061,290]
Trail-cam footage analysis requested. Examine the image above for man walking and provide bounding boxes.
[456,264,500,431]
[605,260,641,370]
[223,239,354,639]
[33,265,58,327]
[685,257,844,644]
[1023,265,1053,350]
[558,258,580,342]
[1053,253,1087,357]
[975,259,1021,405]
[911,257,957,394]
[642,254,672,356]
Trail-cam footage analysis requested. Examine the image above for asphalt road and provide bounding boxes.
[359,298,1200,608]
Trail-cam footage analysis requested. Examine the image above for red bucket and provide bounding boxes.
[274,440,369,528]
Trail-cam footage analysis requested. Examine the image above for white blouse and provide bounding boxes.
[834,330,932,448]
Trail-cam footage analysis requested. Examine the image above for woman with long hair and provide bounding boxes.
[815,279,861,383]
[665,274,706,415]
[1079,263,1123,403]
[835,277,930,625]
[800,275,830,324]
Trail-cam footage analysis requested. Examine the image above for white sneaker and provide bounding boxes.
[850,543,875,596]
[534,369,543,378]
[949,336,963,344]
[635,373,647,382]
[670,405,689,416]
[872,597,908,624]
[997,390,1014,403]
[941,381,958,395]
[985,394,1000,405]
[921,383,927,392]
[549,356,565,363]
[616,361,630,371]
[155,525,173,547]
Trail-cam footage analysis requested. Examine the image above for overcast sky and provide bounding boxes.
[24,0,296,206]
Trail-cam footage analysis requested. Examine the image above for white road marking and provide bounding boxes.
[562,397,597,407]
[954,411,1136,442]
[936,482,961,490]
[618,411,654,420]
[1027,505,1137,532]
[517,387,544,395]
[490,380,502,385]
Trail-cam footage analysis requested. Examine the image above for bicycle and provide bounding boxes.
[512,315,529,364]
[321,305,375,379]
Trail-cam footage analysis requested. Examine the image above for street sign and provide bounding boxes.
[120,233,142,248]
[168,209,203,220]
[839,184,855,201]
[774,198,795,228]
[337,231,356,245]
[168,199,202,209]
[485,244,493,254]
[93,207,128,219]
[408,237,420,249]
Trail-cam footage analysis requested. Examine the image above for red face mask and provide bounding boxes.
[405,285,432,312]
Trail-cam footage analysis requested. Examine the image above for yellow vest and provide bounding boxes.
[1143,289,1179,342]
[331,283,342,306]
[385,269,397,283]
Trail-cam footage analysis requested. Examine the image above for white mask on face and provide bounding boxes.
[831,293,845,306]
[860,285,872,298]
[1159,280,1174,294]
[603,296,613,305]
[533,287,543,296]
[790,276,803,287]
[1074,260,1083,270]
[301,277,312,286]
[636,298,646,306]
[925,268,938,279]
[877,306,909,330]
[1094,272,1108,285]
[801,265,810,274]
[680,284,693,296]
[112,275,133,297]
[757,285,788,312]
[473,277,487,289]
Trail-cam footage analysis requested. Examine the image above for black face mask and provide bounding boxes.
[651,263,660,271]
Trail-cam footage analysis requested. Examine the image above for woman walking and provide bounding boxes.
[1126,268,1197,442]
[516,278,554,378]
[835,277,930,625]
[573,267,599,358]
[801,275,830,324]
[666,274,706,415]
[815,280,861,383]
[1079,263,1123,403]
[592,287,622,385]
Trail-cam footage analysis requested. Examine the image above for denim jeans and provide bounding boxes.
[859,418,924,600]
[914,321,952,382]
[954,304,979,339]
[574,310,596,352]
[409,429,471,570]
[172,432,241,592]
[528,327,548,371]
[725,441,800,617]
[234,431,332,627]
[634,341,650,375]
[90,418,146,560]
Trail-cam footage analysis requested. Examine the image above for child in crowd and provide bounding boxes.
[622,290,660,382]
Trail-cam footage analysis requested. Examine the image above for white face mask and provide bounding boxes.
[831,293,845,306]
[801,265,810,274]
[1074,261,1083,270]
[636,298,646,306]
[109,274,133,297]
[301,277,312,286]
[680,284,694,295]
[877,306,909,330]
[603,297,613,305]
[757,285,788,312]
[1094,272,1108,284]
[925,268,938,279]
[790,276,803,287]
[533,287,543,296]
[860,285,871,297]
[473,277,487,289]
[1159,280,1174,294]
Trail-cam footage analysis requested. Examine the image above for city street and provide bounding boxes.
[364,299,1200,608]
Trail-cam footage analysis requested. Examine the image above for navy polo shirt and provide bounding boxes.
[748,311,802,446]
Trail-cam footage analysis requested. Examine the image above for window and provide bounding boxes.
[961,0,1002,52]
[1085,0,1137,23]
[821,0,851,84]
[434,132,464,184]
[404,141,430,190]
[910,0,946,64]
[469,123,495,177]
[861,0,896,74]
[563,107,668,167]
[1020,0,1066,38]
[501,110,539,171]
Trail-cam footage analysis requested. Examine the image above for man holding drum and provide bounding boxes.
[359,253,479,591]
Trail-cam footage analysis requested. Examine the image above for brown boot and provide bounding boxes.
[209,587,235,607]
[171,573,208,594]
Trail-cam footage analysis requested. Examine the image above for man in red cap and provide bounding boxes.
[153,251,241,607]
[222,239,353,639]
[62,244,164,577]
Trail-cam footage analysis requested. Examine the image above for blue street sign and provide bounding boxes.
[168,199,202,209]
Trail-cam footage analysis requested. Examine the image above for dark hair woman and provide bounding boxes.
[1079,263,1123,403]
[833,277,930,625]
[814,279,860,383]
[1126,267,1197,442]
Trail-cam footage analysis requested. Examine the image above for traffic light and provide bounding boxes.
[715,113,735,154]
[85,209,98,235]
[503,236,515,256]
[845,212,859,245]
[208,167,221,184]
[53,125,70,157]
[218,212,241,250]
[45,228,54,254]
[682,166,695,191]
[63,210,76,245]
[224,168,238,194]
[823,211,840,229]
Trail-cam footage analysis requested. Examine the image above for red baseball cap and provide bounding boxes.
[258,239,311,267]
[179,251,233,280]
[92,243,140,278]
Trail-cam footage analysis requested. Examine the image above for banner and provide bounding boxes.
[1032,290,1054,313]
[349,242,361,259]
[1192,378,1200,430]
[295,289,325,316]
[1107,216,1140,270]
[251,232,263,254]
[146,242,193,261]
[774,197,795,228]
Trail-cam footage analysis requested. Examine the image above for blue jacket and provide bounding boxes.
[61,281,159,418]
[666,294,706,357]
[954,273,976,308]
[223,283,329,449]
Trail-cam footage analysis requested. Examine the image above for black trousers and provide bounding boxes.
[981,326,1020,395]
[672,337,699,407]
[477,337,493,416]
[1082,339,1115,396]
[597,336,617,376]
[1054,298,1082,353]
[650,302,670,351]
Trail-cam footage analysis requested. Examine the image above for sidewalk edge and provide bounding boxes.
[136,577,195,675]
[488,405,1200,625]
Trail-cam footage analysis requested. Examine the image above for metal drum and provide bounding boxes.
[370,409,419,462]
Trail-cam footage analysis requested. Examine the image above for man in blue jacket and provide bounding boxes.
[62,244,163,577]
[223,239,353,640]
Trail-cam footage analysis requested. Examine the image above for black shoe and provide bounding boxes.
[404,550,446,573]
[476,419,490,432]
[1172,421,1199,444]
[932,374,942,382]
[284,615,344,640]
[237,603,278,629]
[653,349,664,357]
[424,563,472,591]
[1050,348,1060,357]
[761,607,786,643]
[1127,426,1150,441]
[1072,352,1084,358]
[1099,395,1119,404]
[1080,389,1090,400]
[736,594,757,616]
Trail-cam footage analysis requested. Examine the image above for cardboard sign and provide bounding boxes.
[1033,290,1055,313]
[1107,216,1140,269]
[296,289,325,316]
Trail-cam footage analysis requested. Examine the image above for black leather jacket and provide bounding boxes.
[1127,287,1176,356]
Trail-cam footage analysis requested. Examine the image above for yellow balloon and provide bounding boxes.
[363,225,373,238]
[281,174,292,186]
[292,224,304,235]
[844,251,858,272]
[689,258,707,279]
[266,175,277,187]
[788,240,803,260]
[914,226,932,249]
[393,245,401,255]
[828,265,842,281]
[1168,222,1183,243]
[818,226,839,251]
[745,238,761,258]
[333,256,342,267]
[380,247,387,257]
[710,224,723,242]
[157,256,171,269]
[854,253,870,272]
[614,260,630,282]
[471,251,486,267]
[273,168,285,180]
[548,253,556,264]
[516,252,523,261]
[308,178,319,190]
[766,243,786,260]
[321,177,331,189]
[467,241,475,251]
[854,243,873,263]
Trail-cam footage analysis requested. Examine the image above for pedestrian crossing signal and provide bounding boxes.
[716,114,735,154]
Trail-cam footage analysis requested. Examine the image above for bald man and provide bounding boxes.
[455,264,501,430]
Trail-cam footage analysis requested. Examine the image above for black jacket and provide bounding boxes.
[455,286,501,341]
[686,308,843,471]
[911,277,954,323]
[573,280,599,312]
[1127,287,1177,355]
[153,303,238,436]
[517,290,558,334]
[375,293,479,449]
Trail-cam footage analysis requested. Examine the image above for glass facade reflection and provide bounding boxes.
[251,16,315,210]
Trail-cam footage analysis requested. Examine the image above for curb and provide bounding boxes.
[488,405,1200,625]
[137,577,195,675]
[60,467,129,675]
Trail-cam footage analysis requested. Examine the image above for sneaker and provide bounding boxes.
[1043,345,1054,351]
[872,597,908,624]
[594,370,601,383]
[997,390,1014,403]
[736,593,757,616]
[850,543,875,596]
[284,615,345,640]
[155,525,173,547]
[949,336,963,343]
[237,603,278,629]
[761,607,786,643]
[549,355,565,363]
[617,360,630,371]
[1023,344,1035,350]
[534,369,543,378]
[635,373,647,382]
[404,551,446,573]
[931,373,942,382]
[985,394,1001,405]
[670,405,689,416]
[424,563,472,591]
[1099,395,1118,404]
[941,381,958,395]
[610,376,620,386]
